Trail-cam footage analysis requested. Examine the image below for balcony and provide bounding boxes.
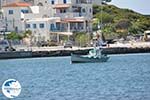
[54,12,80,18]
[52,4,71,9]
[22,13,41,20]
[76,0,92,4]
[51,28,85,33]
[50,25,85,33]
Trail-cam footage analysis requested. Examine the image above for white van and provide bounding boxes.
[145,30,150,38]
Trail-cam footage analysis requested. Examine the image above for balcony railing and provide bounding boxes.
[54,12,80,18]
[50,27,85,32]
[22,13,41,19]
[76,0,92,4]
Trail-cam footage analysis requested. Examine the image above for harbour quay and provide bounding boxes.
[0,46,150,59]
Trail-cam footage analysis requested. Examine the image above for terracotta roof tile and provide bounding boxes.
[3,2,31,7]
[53,4,70,9]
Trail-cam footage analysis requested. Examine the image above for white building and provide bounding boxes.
[25,17,63,42]
[2,0,93,43]
[32,0,93,33]
[2,2,42,31]
[92,0,102,5]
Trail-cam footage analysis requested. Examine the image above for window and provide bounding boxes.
[9,10,13,14]
[33,24,36,29]
[50,24,55,31]
[39,23,44,28]
[56,23,60,30]
[82,8,86,13]
[37,2,43,6]
[89,8,92,13]
[15,27,18,32]
[21,9,29,13]
[26,24,30,28]
[51,0,55,4]
[63,0,67,4]
[76,0,79,4]
[60,9,66,13]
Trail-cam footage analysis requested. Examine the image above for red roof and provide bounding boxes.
[53,4,70,9]
[3,2,31,7]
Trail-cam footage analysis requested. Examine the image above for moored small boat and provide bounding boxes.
[71,48,110,63]
[71,53,109,63]
[71,30,110,63]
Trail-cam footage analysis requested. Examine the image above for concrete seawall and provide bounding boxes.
[102,47,150,54]
[0,51,32,59]
[0,47,150,59]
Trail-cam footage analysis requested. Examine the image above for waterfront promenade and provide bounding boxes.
[0,42,150,59]
[13,42,150,52]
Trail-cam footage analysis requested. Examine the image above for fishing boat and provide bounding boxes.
[71,48,109,63]
[71,30,110,63]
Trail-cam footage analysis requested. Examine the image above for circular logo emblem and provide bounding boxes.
[2,79,21,98]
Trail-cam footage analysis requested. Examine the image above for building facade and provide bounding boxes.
[2,2,41,32]
[92,0,102,5]
[51,0,93,33]
[2,0,94,43]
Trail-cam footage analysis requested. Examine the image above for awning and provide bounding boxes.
[53,4,70,9]
[63,18,85,22]
[50,32,73,35]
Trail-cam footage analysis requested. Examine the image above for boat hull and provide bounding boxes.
[71,54,109,63]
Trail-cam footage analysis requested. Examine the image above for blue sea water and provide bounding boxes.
[0,53,150,100]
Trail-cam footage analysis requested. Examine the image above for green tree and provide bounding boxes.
[95,12,113,24]
[74,32,90,47]
[6,32,22,40]
[6,30,33,41]
[115,19,131,30]
[93,4,150,38]
[23,30,32,38]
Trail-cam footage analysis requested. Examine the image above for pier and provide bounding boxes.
[0,46,150,59]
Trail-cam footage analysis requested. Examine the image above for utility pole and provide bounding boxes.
[100,0,111,30]
[100,0,103,30]
[0,0,2,9]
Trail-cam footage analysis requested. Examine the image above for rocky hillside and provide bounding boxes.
[93,4,150,39]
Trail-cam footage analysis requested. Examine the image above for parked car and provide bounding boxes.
[64,41,73,48]
[36,41,58,47]
[0,40,9,51]
[48,41,58,46]
[5,46,16,51]
[0,40,16,51]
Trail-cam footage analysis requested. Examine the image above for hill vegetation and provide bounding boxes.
[93,4,150,39]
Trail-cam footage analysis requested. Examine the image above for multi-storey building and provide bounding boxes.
[51,0,93,33]
[2,0,93,43]
[2,2,40,32]
[32,0,93,32]
[93,0,102,5]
